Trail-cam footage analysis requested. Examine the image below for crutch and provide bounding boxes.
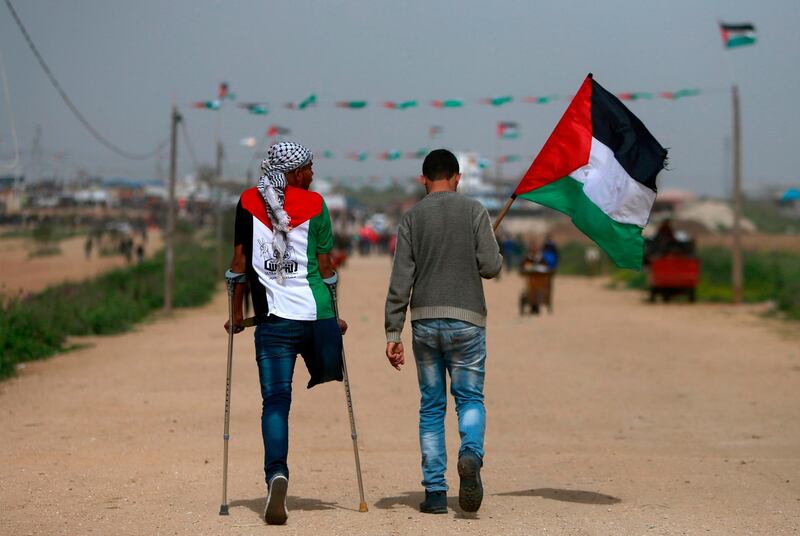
[328,282,368,513]
[220,269,246,516]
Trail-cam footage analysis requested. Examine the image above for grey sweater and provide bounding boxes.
[384,191,503,342]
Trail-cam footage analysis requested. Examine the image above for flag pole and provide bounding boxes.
[731,82,743,304]
[721,24,744,304]
[493,195,516,232]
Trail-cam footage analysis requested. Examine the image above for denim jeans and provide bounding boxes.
[254,315,342,484]
[411,318,486,492]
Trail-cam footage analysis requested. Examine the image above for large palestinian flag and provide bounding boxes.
[512,74,667,270]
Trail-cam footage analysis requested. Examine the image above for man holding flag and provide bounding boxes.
[384,149,503,514]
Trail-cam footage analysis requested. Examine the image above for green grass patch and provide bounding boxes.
[0,239,217,381]
[556,241,800,319]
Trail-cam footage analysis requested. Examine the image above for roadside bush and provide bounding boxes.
[0,242,217,380]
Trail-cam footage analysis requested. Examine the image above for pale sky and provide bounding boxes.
[1,0,798,195]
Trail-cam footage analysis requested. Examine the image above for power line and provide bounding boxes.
[4,0,167,160]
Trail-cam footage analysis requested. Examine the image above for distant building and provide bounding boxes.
[0,175,24,217]
[455,152,494,196]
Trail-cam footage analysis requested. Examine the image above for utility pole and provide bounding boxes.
[215,139,225,274]
[731,83,743,304]
[30,125,42,182]
[164,105,180,314]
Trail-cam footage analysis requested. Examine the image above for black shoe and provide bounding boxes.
[457,451,483,512]
[419,490,448,514]
[264,474,288,525]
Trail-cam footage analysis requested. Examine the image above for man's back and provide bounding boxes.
[382,148,503,514]
[385,191,502,341]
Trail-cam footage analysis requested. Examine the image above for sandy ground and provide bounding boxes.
[1,255,799,535]
[0,231,162,295]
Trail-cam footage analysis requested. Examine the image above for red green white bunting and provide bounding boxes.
[192,87,706,113]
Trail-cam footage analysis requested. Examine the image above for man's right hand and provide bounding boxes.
[224,318,244,334]
[386,342,405,371]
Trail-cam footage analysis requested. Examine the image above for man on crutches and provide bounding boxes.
[223,141,356,525]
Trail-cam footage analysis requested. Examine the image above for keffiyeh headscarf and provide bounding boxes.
[257,141,313,284]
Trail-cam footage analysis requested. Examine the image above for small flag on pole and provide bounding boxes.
[497,121,520,139]
[429,126,443,138]
[719,22,756,49]
[510,74,667,270]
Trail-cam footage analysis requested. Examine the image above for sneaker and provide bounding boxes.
[419,490,447,514]
[457,451,483,512]
[264,474,288,525]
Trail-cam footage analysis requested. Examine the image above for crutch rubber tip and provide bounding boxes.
[219,504,229,516]
[359,502,369,513]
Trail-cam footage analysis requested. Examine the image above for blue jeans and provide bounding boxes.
[411,318,486,492]
[254,315,342,484]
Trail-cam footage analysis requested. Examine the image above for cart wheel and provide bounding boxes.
[648,288,657,303]
[531,291,542,315]
[688,288,696,303]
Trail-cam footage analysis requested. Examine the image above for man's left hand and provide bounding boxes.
[338,318,348,335]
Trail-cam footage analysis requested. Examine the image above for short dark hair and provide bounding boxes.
[422,149,459,181]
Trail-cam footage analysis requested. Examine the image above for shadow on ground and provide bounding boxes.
[229,496,345,514]
[374,491,478,519]
[496,488,621,505]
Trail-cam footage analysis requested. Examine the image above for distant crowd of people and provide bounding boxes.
[83,222,148,264]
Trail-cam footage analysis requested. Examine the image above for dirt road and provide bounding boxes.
[1,255,798,535]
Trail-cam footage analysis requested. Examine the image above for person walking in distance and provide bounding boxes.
[224,141,347,525]
[384,149,503,514]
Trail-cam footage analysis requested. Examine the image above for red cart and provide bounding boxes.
[647,255,700,302]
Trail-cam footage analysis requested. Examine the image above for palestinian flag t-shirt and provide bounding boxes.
[513,75,667,270]
[235,186,335,320]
